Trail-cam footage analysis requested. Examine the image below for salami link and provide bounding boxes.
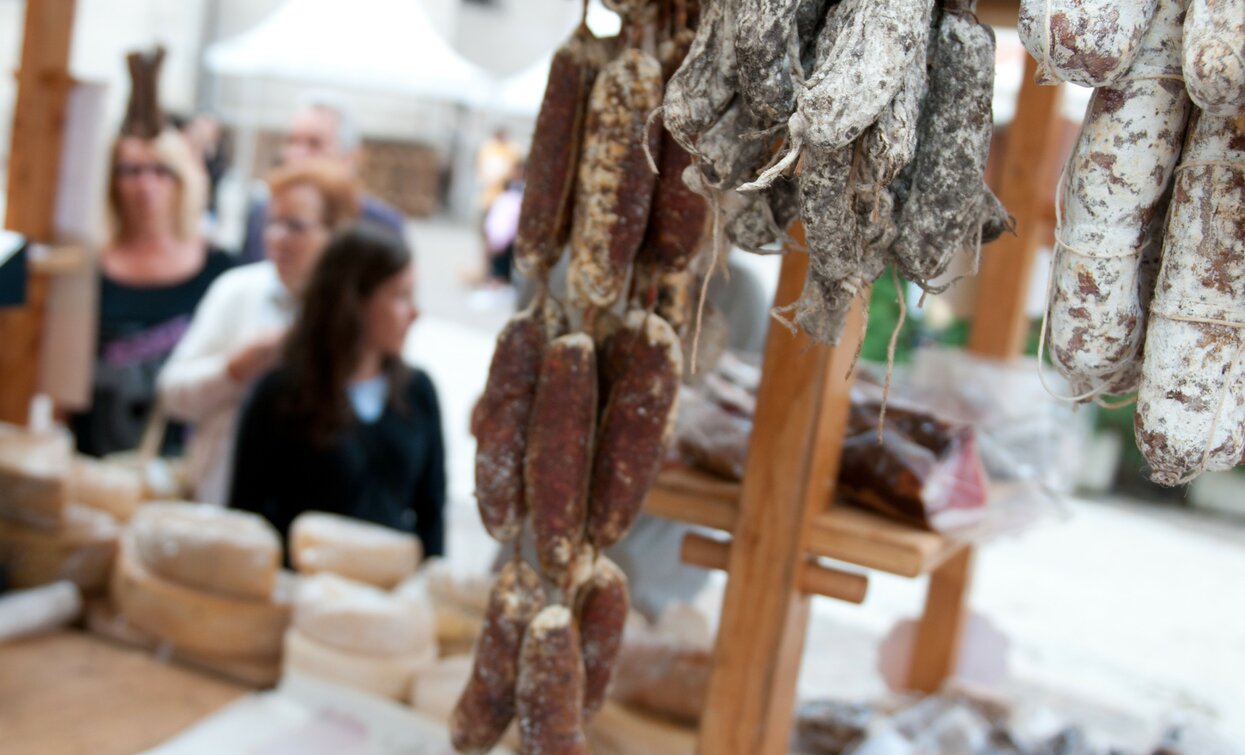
[516,606,590,755]
[474,300,566,543]
[1018,0,1160,87]
[570,48,665,309]
[527,334,597,585]
[888,7,997,291]
[734,0,803,126]
[792,144,860,344]
[1182,0,1245,116]
[587,311,682,550]
[637,32,709,275]
[663,0,738,156]
[515,26,608,277]
[1047,0,1191,397]
[450,561,546,754]
[1135,111,1245,485]
[576,558,630,718]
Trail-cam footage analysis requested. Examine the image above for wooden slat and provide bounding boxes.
[905,547,976,693]
[0,0,78,424]
[643,465,962,578]
[0,631,247,755]
[680,532,869,604]
[699,238,863,755]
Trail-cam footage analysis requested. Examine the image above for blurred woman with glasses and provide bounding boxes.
[69,127,234,458]
[158,160,361,504]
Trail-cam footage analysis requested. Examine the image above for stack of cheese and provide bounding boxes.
[394,557,492,657]
[284,573,437,700]
[0,423,134,591]
[110,502,292,682]
[289,511,422,588]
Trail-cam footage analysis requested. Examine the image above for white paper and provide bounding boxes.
[141,672,509,755]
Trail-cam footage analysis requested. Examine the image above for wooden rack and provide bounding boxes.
[640,47,1065,755]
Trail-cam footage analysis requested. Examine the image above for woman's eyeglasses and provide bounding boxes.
[265,217,324,236]
[114,162,175,179]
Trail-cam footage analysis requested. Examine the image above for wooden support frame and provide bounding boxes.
[642,11,1066,751]
[698,235,868,755]
[0,0,78,423]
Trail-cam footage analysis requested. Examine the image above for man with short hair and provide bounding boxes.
[238,96,405,263]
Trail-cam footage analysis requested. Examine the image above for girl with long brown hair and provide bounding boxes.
[228,224,445,555]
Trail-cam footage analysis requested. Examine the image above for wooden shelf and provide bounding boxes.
[644,465,965,579]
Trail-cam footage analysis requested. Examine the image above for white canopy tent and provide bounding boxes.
[204,0,493,104]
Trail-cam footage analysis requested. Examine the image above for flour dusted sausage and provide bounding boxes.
[1047,0,1191,397]
[1182,0,1245,116]
[450,561,545,753]
[1135,111,1245,485]
[516,606,589,755]
[1018,0,1161,87]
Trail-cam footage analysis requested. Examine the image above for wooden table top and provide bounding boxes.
[0,631,249,755]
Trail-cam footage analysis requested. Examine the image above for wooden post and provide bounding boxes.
[0,0,78,423]
[699,232,865,755]
[968,55,1063,358]
[906,55,1066,693]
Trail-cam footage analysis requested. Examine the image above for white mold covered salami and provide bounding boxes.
[1047,0,1193,397]
[1018,0,1161,87]
[1182,0,1245,116]
[1135,111,1245,485]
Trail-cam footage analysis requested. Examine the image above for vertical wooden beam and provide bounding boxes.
[699,233,864,755]
[968,56,1064,358]
[905,56,1066,694]
[0,0,77,424]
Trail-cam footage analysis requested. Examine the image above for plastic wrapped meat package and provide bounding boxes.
[672,348,1072,539]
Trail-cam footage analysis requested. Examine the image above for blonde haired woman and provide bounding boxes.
[69,94,233,457]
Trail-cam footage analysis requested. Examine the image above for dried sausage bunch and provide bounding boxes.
[659,0,1008,345]
[1021,0,1245,485]
[454,3,694,751]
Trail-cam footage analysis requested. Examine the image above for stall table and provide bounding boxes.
[0,631,249,755]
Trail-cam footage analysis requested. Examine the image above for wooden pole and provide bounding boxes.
[905,55,1065,693]
[0,0,78,423]
[968,55,1063,358]
[699,232,865,755]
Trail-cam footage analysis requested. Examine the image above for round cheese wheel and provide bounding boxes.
[0,503,119,590]
[290,512,420,589]
[294,573,436,657]
[110,533,294,658]
[0,424,72,530]
[68,457,143,522]
[130,502,280,600]
[282,628,436,700]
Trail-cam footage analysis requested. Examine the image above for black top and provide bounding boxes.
[228,366,447,558]
[71,248,234,457]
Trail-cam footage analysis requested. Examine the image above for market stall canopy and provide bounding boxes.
[204,0,493,106]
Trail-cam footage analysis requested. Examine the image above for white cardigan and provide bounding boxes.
[158,262,296,505]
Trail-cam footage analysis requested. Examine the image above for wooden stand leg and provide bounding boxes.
[904,545,975,693]
[1,0,78,423]
[698,239,864,755]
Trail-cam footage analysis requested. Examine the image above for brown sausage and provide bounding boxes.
[474,299,565,543]
[526,334,597,586]
[587,311,682,551]
[450,561,546,754]
[514,26,607,277]
[576,558,630,718]
[516,605,589,755]
[569,48,665,309]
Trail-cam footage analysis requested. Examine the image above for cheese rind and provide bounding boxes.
[0,424,72,529]
[110,533,294,658]
[130,502,280,599]
[294,573,436,657]
[290,512,420,588]
[0,503,119,590]
[68,457,143,522]
[282,627,437,700]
